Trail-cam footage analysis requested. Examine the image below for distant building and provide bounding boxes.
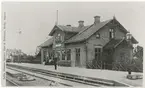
[6,49,26,62]
[6,49,14,62]
[38,16,138,70]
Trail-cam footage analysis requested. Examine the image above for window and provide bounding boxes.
[109,29,115,39]
[126,33,132,40]
[61,50,66,60]
[76,48,80,55]
[67,49,71,60]
[43,50,47,62]
[96,33,100,38]
[62,54,65,60]
[48,52,52,59]
[76,48,80,59]
[55,33,62,44]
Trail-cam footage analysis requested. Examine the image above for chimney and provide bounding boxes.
[94,16,100,24]
[66,24,71,26]
[78,20,84,28]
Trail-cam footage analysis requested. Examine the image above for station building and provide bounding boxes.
[38,16,138,70]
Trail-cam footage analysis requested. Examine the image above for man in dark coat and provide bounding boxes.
[53,54,58,70]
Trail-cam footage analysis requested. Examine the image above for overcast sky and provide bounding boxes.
[2,2,145,55]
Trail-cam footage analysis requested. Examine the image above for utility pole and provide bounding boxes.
[17,29,22,63]
[55,10,58,25]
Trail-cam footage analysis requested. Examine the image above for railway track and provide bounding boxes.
[6,68,73,86]
[6,78,19,86]
[7,64,128,87]
[7,67,99,87]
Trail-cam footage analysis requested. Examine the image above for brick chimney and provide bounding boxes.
[94,16,100,24]
[78,20,84,28]
[66,24,71,26]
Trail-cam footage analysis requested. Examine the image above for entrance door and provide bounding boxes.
[94,47,102,68]
[75,48,80,67]
[95,48,102,60]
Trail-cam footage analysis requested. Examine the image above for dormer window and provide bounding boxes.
[126,33,132,40]
[109,29,115,39]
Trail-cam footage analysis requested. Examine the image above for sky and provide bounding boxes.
[2,2,145,55]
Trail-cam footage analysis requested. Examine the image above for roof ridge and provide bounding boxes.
[64,25,93,43]
[58,24,90,29]
[77,19,112,36]
[86,19,112,39]
[77,24,93,35]
[65,19,113,43]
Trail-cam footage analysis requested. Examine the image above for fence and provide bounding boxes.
[86,60,143,72]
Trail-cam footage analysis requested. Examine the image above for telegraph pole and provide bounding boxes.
[55,10,58,25]
[17,29,22,63]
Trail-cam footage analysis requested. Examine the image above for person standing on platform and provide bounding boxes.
[53,53,58,70]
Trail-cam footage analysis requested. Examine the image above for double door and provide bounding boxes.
[94,47,102,68]
[75,48,80,67]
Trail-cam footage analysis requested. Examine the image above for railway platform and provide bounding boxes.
[7,63,143,87]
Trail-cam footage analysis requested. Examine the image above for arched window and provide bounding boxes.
[96,33,100,38]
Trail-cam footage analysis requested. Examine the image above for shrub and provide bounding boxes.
[57,60,71,67]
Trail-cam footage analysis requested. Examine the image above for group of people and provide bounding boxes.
[43,52,59,70]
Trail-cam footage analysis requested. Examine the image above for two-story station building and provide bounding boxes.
[38,15,138,70]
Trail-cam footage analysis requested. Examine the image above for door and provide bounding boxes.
[94,47,102,68]
[75,48,80,67]
[95,48,102,61]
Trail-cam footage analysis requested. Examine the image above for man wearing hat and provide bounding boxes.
[53,52,58,70]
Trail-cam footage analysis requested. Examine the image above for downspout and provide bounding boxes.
[85,40,88,68]
[112,48,115,70]
[40,48,44,64]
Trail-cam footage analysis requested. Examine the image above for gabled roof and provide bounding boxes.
[103,38,137,49]
[131,36,138,44]
[103,39,123,49]
[49,25,90,36]
[65,19,112,43]
[39,17,138,48]
[38,37,53,48]
[57,25,79,32]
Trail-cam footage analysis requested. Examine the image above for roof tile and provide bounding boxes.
[65,19,112,43]
[103,39,122,49]
[57,25,90,33]
[39,37,53,48]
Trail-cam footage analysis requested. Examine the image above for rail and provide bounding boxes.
[6,78,19,86]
